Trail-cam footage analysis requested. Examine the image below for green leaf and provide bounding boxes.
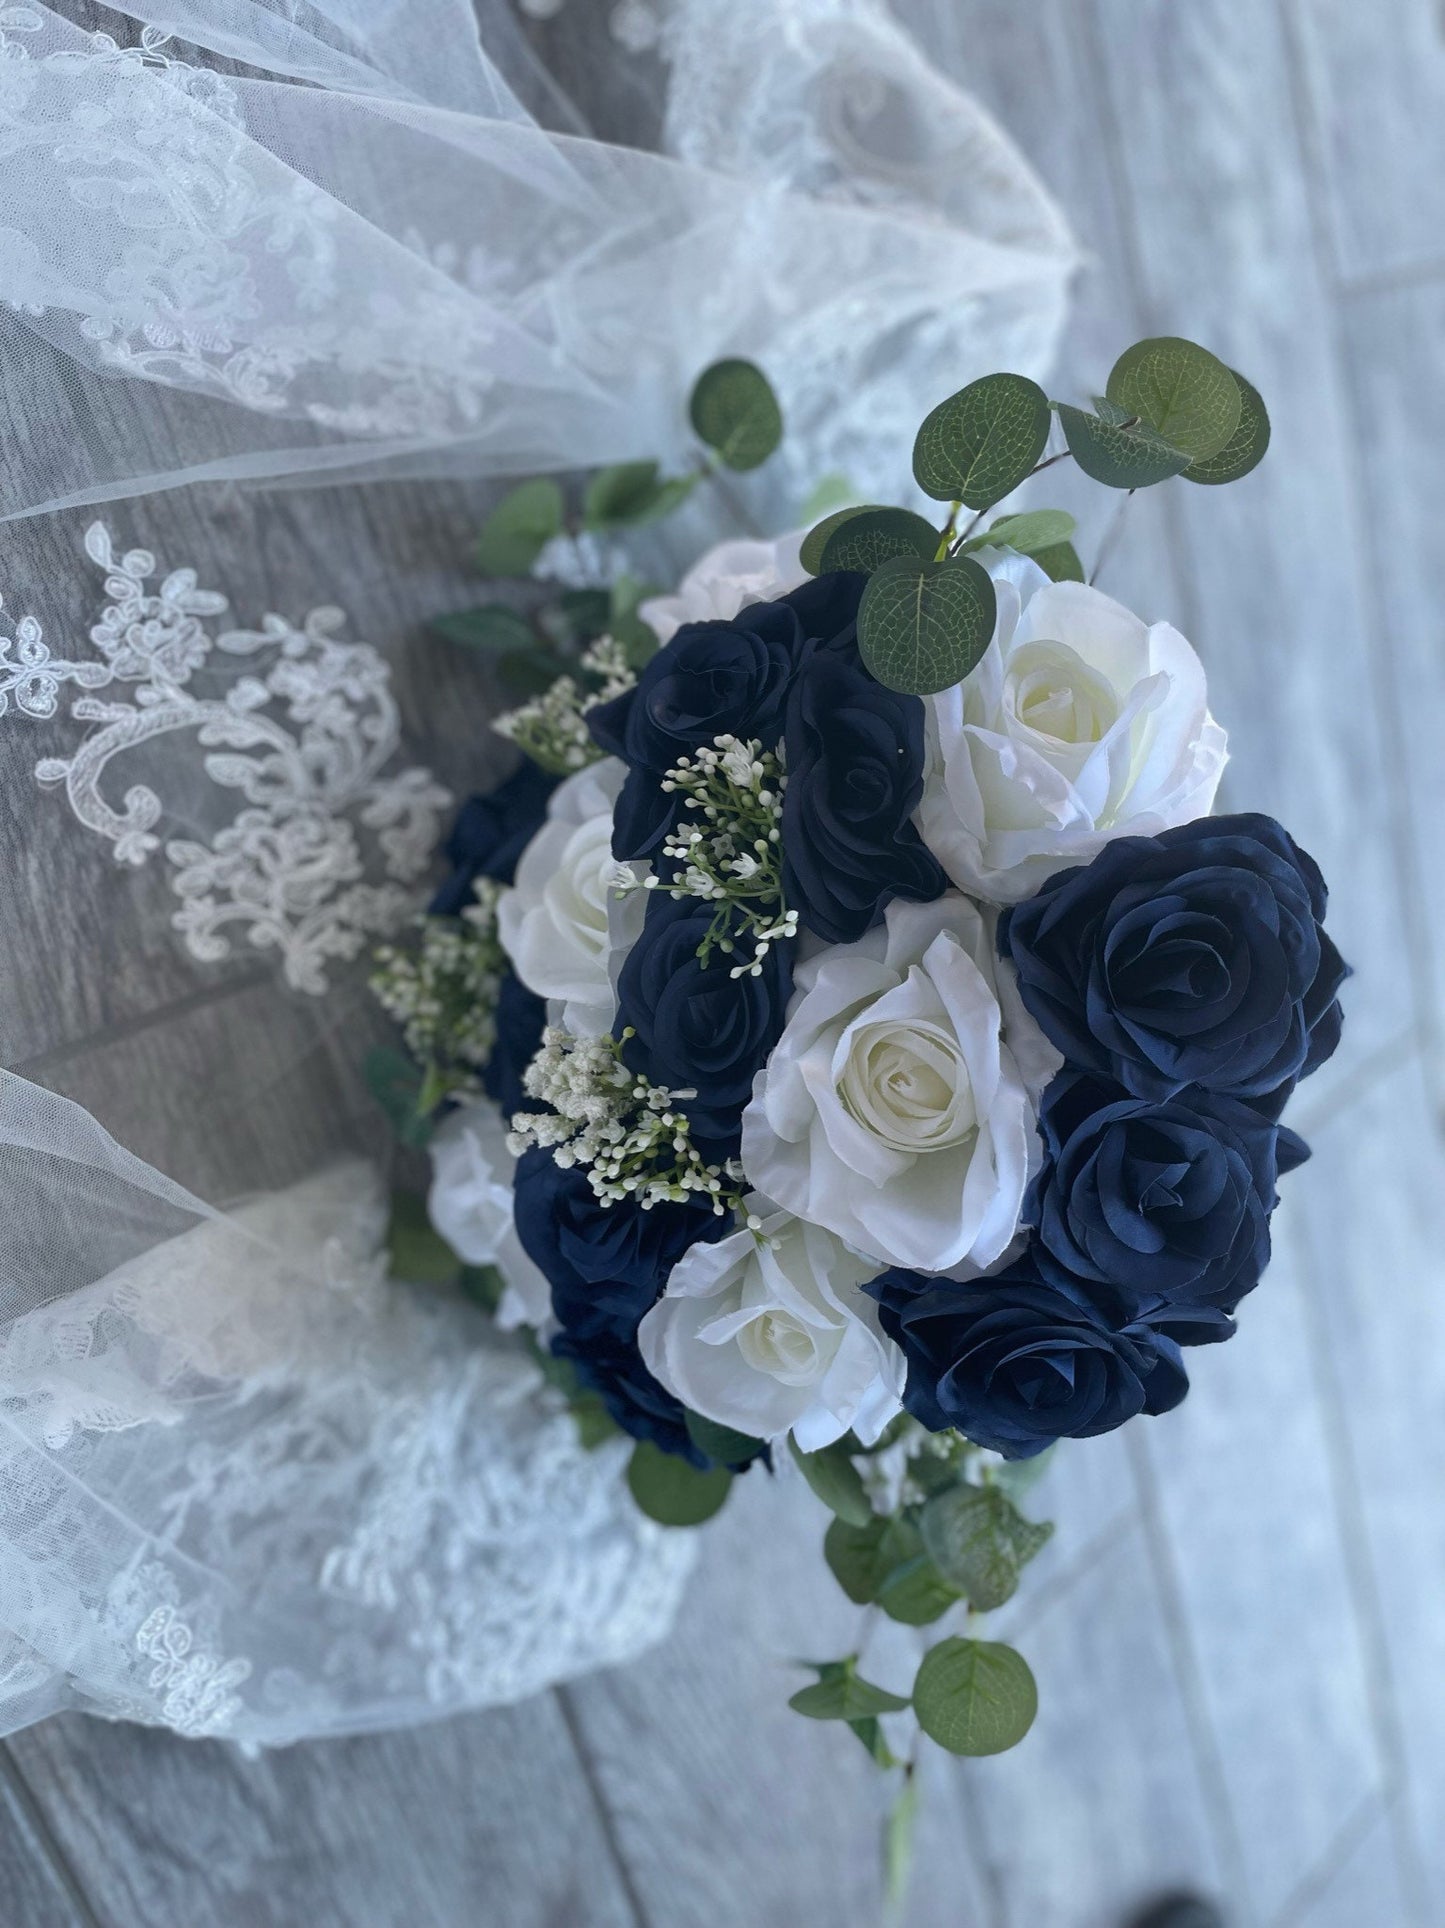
[1057,403,1192,490]
[362,1047,433,1149]
[1032,539,1086,583]
[608,574,662,668]
[627,1441,732,1527]
[919,1484,1054,1612]
[475,478,565,576]
[874,1519,963,1627]
[582,461,697,531]
[429,603,535,653]
[458,1263,505,1316]
[1105,336,1242,462]
[913,1638,1038,1756]
[689,358,783,471]
[848,1717,901,1770]
[1183,371,1271,485]
[857,554,997,697]
[684,1410,764,1468]
[386,1190,461,1287]
[570,1391,620,1452]
[801,504,876,575]
[543,588,612,646]
[818,507,941,575]
[824,1515,892,1604]
[497,646,571,699]
[789,1670,911,1721]
[964,508,1076,558]
[912,373,1051,508]
[790,1435,873,1528]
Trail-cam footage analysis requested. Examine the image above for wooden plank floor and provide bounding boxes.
[2,1,1442,1922]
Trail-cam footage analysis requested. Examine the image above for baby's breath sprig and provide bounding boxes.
[493,634,636,775]
[507,1025,746,1217]
[625,734,798,978]
[370,880,508,1113]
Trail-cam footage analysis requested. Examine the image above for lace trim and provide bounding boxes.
[5,522,450,993]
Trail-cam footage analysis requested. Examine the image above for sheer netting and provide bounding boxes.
[0,0,1074,1743]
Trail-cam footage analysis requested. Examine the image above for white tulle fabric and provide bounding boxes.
[0,0,1074,1742]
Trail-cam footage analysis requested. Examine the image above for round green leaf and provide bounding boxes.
[1057,403,1193,490]
[1031,539,1085,583]
[684,1410,764,1469]
[913,1638,1038,1756]
[429,603,534,653]
[876,1552,962,1626]
[912,373,1051,508]
[689,358,783,471]
[475,478,564,576]
[919,1483,1053,1612]
[788,1672,911,1721]
[858,554,997,696]
[790,1436,873,1528]
[627,1441,732,1527]
[1183,371,1270,485]
[1105,337,1242,462]
[972,508,1076,557]
[800,504,878,575]
[818,507,940,575]
[823,1515,891,1604]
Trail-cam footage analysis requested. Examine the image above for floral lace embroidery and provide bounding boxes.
[135,1599,252,1738]
[11,523,450,994]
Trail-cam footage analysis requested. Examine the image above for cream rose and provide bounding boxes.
[497,757,643,1036]
[916,553,1228,904]
[740,895,1048,1274]
[638,531,806,644]
[428,1103,551,1333]
[638,1206,902,1450]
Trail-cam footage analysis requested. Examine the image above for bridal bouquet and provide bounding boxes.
[371,344,1346,1771]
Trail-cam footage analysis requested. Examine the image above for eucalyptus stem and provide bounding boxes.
[946,449,1076,557]
[1089,487,1137,587]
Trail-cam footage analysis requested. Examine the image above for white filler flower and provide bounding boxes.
[639,531,806,644]
[497,757,644,1036]
[916,552,1228,903]
[428,1103,552,1333]
[638,1206,902,1450]
[741,895,1041,1274]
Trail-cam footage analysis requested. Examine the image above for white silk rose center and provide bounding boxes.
[836,1000,978,1155]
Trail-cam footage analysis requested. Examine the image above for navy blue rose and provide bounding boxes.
[615,891,793,1143]
[1029,1072,1309,1318]
[481,969,547,1121]
[781,642,947,944]
[429,759,557,913]
[997,813,1348,1103]
[866,1257,1190,1458]
[513,1150,732,1464]
[590,572,866,860]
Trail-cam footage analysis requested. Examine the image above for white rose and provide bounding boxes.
[639,531,807,644]
[428,1103,551,1333]
[916,552,1228,904]
[741,895,1047,1274]
[638,1206,902,1451]
[497,757,644,1037]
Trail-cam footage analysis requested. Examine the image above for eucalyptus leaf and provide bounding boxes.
[475,478,564,576]
[429,603,535,653]
[801,505,874,574]
[790,1435,873,1528]
[627,1441,733,1527]
[912,1638,1038,1756]
[458,1264,505,1316]
[569,1391,619,1452]
[1183,371,1271,485]
[497,647,571,698]
[919,1483,1053,1612]
[685,1410,765,1469]
[824,1515,891,1604]
[847,1716,900,1770]
[1032,540,1086,583]
[857,554,996,696]
[912,372,1051,508]
[818,507,939,575]
[874,1519,962,1627]
[798,470,858,524]
[1057,403,1192,490]
[788,1671,911,1722]
[386,1190,461,1287]
[966,508,1076,557]
[583,461,697,530]
[1105,336,1242,462]
[363,1047,433,1150]
[689,358,783,471]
